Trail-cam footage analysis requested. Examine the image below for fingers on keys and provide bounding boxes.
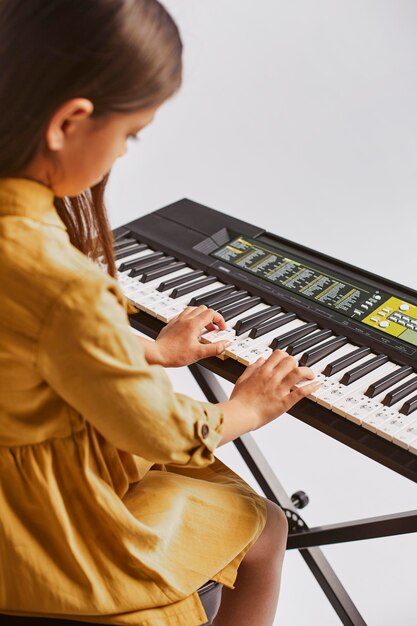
[262,350,321,404]
[182,305,227,331]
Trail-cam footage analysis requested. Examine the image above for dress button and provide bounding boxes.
[201,424,209,438]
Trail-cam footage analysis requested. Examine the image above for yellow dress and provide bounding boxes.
[0,178,266,626]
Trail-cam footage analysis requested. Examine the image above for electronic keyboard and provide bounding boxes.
[112,198,417,483]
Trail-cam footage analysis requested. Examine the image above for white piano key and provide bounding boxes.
[408,438,417,455]
[239,346,274,366]
[331,363,397,418]
[376,411,417,441]
[393,423,417,449]
[296,343,359,400]
[361,386,417,433]
[344,373,417,426]
[200,305,271,346]
[319,361,396,410]
[315,353,380,407]
[332,364,403,424]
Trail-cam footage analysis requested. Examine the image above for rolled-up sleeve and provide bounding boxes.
[37,273,224,466]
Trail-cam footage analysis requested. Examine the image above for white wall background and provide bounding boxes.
[107,2,417,624]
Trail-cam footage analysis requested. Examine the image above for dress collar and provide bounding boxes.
[0,177,67,231]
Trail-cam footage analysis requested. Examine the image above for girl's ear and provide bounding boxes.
[46,98,94,151]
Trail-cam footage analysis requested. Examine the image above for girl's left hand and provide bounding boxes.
[150,305,231,367]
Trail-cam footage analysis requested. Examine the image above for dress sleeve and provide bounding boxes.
[37,273,224,467]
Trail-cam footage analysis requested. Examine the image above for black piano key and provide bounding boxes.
[120,250,163,272]
[114,228,131,241]
[383,376,417,407]
[218,297,262,322]
[400,395,417,416]
[340,354,389,386]
[115,242,148,260]
[203,290,249,310]
[249,313,297,339]
[189,285,235,307]
[234,305,282,336]
[365,365,413,399]
[113,237,138,251]
[170,276,217,299]
[286,329,333,356]
[298,336,348,367]
[140,261,186,283]
[157,270,204,292]
[129,256,175,278]
[323,346,371,377]
[270,322,318,350]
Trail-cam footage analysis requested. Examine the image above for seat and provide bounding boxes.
[0,580,223,626]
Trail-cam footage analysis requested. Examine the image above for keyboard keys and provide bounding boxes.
[120,250,163,272]
[383,376,417,407]
[340,354,389,386]
[249,312,297,339]
[228,322,297,361]
[115,242,148,260]
[365,365,413,398]
[170,276,218,299]
[189,285,235,306]
[140,261,186,283]
[315,353,385,408]
[234,305,282,336]
[116,247,152,270]
[113,237,137,251]
[361,384,417,432]
[157,270,204,292]
[129,255,175,278]
[332,363,397,421]
[322,346,371,377]
[207,290,250,310]
[270,321,318,350]
[114,238,417,456]
[400,395,417,416]
[287,329,333,356]
[113,228,131,241]
[393,423,417,449]
[218,297,262,322]
[299,336,348,367]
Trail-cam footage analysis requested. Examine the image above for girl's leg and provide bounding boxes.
[212,498,288,626]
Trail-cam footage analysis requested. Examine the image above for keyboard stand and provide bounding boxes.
[189,363,417,626]
[128,311,417,626]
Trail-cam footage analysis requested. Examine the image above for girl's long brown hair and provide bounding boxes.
[0,0,182,277]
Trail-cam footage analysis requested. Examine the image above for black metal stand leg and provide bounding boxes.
[287,509,417,549]
[189,364,367,626]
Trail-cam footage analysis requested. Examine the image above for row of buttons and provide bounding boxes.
[389,312,417,331]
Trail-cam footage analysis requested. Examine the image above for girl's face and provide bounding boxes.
[22,99,159,197]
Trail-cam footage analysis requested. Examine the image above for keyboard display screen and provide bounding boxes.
[212,236,417,347]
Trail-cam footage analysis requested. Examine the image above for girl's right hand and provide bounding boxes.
[218,351,321,445]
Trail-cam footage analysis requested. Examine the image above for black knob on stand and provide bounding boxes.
[291,490,309,509]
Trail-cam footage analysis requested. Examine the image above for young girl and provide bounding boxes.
[0,1,319,625]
